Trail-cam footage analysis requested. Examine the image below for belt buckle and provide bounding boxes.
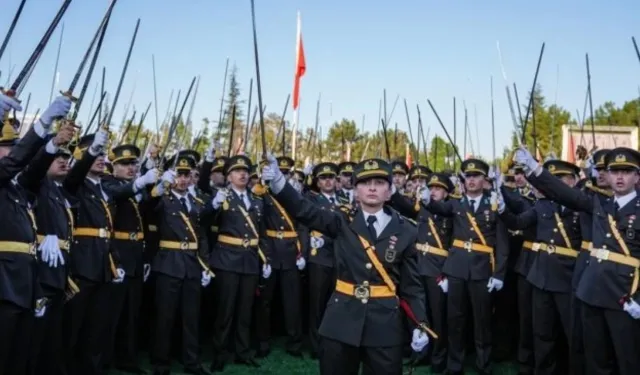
[595,249,609,261]
[180,241,189,250]
[463,241,472,251]
[29,243,37,255]
[276,231,284,240]
[242,239,250,248]
[424,244,431,253]
[61,240,70,250]
[129,232,138,241]
[98,228,107,238]
[546,244,556,254]
[532,243,541,251]
[354,284,370,300]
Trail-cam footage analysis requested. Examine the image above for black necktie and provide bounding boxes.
[180,197,189,213]
[469,199,476,212]
[239,193,248,209]
[367,215,377,240]
[329,197,335,204]
[614,201,620,215]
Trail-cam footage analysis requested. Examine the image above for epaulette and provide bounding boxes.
[403,216,417,226]
[584,180,613,197]
[251,193,263,200]
[450,193,462,200]
[193,196,204,205]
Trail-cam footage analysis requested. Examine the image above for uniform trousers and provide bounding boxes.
[151,273,201,372]
[307,263,335,356]
[516,275,534,375]
[531,287,571,375]
[211,270,258,362]
[319,336,403,375]
[63,279,113,375]
[492,269,519,361]
[105,275,143,368]
[423,275,447,372]
[582,301,640,375]
[256,268,303,352]
[447,277,493,374]
[570,294,585,375]
[27,286,67,375]
[0,301,31,375]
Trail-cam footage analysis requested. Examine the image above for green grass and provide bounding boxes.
[110,344,519,375]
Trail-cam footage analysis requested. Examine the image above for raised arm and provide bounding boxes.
[499,206,538,230]
[388,190,419,219]
[16,141,57,194]
[501,186,530,214]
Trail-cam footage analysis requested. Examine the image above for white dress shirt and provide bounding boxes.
[322,192,337,204]
[363,209,391,237]
[172,190,192,211]
[232,187,251,209]
[87,176,109,201]
[466,194,482,212]
[54,181,71,208]
[615,190,637,210]
[342,188,353,203]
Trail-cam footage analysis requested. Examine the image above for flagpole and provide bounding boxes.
[291,10,305,160]
[292,106,299,158]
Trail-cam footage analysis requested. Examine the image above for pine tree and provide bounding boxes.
[217,65,245,153]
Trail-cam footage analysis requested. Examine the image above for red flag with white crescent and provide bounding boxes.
[292,11,306,110]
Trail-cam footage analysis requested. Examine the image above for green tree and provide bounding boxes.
[217,65,245,153]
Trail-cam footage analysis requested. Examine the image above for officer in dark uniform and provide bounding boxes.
[391,160,409,193]
[499,165,537,375]
[249,164,259,189]
[28,128,79,375]
[389,172,454,372]
[256,155,305,357]
[102,144,158,373]
[262,156,431,375]
[500,159,583,374]
[421,159,509,375]
[62,128,124,375]
[149,153,213,375]
[337,161,356,204]
[305,162,340,359]
[408,164,432,189]
[514,146,640,375]
[0,94,75,375]
[209,155,269,371]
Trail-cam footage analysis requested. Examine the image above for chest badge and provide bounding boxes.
[385,236,398,262]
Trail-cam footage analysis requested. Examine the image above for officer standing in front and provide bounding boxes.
[262,155,430,375]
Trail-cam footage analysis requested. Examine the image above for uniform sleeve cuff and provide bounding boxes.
[45,139,59,154]
[34,120,48,139]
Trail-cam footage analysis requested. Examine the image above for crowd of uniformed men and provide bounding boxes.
[0,92,639,375]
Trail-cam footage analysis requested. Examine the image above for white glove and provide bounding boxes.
[201,270,212,287]
[513,147,539,175]
[591,168,599,179]
[161,170,176,184]
[89,128,108,155]
[288,177,302,193]
[262,153,285,191]
[623,299,640,319]
[303,163,313,176]
[491,191,506,213]
[0,93,22,119]
[420,187,431,205]
[310,236,324,249]
[39,235,65,268]
[112,268,125,283]
[487,277,504,292]
[296,256,306,271]
[144,157,156,170]
[262,263,272,279]
[410,328,429,352]
[39,96,72,127]
[34,299,47,318]
[134,168,158,190]
[212,189,228,209]
[438,277,449,293]
[143,263,151,282]
[584,154,594,171]
[205,144,216,162]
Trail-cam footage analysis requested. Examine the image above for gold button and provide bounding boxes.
[362,281,369,286]
[550,240,555,244]
[365,263,372,269]
[361,298,368,304]
[606,233,611,238]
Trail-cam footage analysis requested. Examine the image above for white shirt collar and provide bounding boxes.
[87,176,100,185]
[615,190,637,210]
[322,192,336,202]
[362,208,391,235]
[231,187,248,197]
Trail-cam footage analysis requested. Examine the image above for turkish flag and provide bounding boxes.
[292,12,306,110]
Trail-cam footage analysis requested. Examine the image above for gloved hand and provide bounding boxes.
[420,187,431,205]
[0,92,22,119]
[288,177,302,193]
[296,256,306,271]
[134,168,158,190]
[205,143,219,162]
[623,299,640,319]
[112,268,125,283]
[513,146,539,175]
[487,277,504,292]
[438,277,449,293]
[89,128,108,155]
[161,170,176,185]
[310,236,324,249]
[201,270,212,287]
[144,157,156,170]
[143,264,151,282]
[262,153,285,192]
[39,96,72,128]
[303,163,313,176]
[410,328,429,352]
[212,189,228,209]
[262,264,272,279]
[39,235,65,268]
[491,191,506,213]
[34,298,47,318]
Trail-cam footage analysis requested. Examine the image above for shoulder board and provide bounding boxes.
[584,180,613,197]
[193,196,204,205]
[403,216,417,226]
[250,194,263,200]
[449,193,462,200]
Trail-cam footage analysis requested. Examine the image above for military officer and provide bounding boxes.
[337,161,356,204]
[389,172,454,372]
[62,127,124,375]
[391,160,409,193]
[305,162,340,359]
[408,164,432,189]
[102,144,158,373]
[263,156,430,375]
[0,95,74,375]
[255,155,305,357]
[499,159,583,374]
[514,146,640,375]
[208,155,269,372]
[420,159,509,375]
[148,153,213,375]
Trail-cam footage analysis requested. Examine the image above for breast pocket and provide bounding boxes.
[619,217,640,249]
